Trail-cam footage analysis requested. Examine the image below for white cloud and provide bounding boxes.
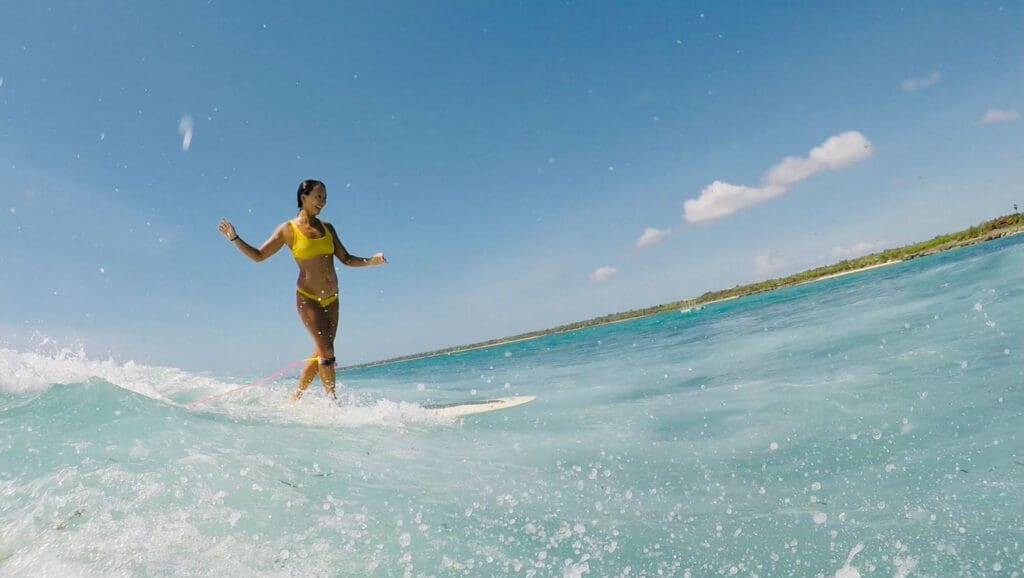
[762,156,820,189]
[980,108,1020,124]
[179,115,194,151]
[832,240,889,259]
[810,131,874,167]
[684,181,784,223]
[753,254,786,276]
[684,131,874,223]
[635,227,671,248]
[589,266,618,282]
[902,71,941,92]
[765,131,874,188]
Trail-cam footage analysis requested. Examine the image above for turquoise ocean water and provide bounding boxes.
[2,235,1022,576]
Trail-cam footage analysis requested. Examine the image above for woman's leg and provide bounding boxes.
[294,293,340,399]
[317,300,340,397]
[289,357,320,401]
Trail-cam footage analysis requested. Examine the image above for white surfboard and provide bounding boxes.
[422,395,536,417]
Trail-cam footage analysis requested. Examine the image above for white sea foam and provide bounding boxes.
[833,542,864,578]
[0,346,228,402]
[229,394,458,428]
[0,346,444,426]
[0,346,452,428]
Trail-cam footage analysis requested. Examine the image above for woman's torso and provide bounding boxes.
[286,219,338,297]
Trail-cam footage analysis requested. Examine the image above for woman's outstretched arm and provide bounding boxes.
[325,223,386,267]
[219,218,286,262]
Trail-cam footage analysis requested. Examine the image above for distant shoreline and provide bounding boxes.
[342,214,1024,371]
[796,259,902,285]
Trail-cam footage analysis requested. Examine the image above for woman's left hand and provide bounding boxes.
[218,218,238,241]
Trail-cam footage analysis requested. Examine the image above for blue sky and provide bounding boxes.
[1,1,1021,372]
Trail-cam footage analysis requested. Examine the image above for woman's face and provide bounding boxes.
[302,184,327,215]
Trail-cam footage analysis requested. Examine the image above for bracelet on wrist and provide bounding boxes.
[229,235,239,242]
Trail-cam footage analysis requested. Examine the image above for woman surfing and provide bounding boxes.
[218,179,386,401]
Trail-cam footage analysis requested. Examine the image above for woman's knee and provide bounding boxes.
[317,344,336,366]
[316,345,335,364]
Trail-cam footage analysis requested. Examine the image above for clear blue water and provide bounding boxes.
[2,236,1022,576]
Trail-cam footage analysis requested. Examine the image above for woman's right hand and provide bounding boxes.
[218,218,237,241]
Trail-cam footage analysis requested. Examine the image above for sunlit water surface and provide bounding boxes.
[2,236,1023,576]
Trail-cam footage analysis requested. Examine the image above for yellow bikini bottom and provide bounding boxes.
[296,287,338,307]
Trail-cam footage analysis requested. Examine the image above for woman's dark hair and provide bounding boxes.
[296,179,325,208]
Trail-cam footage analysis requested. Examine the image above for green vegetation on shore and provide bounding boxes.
[344,213,1024,369]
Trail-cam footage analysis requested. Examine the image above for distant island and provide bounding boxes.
[343,212,1024,370]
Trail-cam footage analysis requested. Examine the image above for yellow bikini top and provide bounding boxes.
[288,219,334,259]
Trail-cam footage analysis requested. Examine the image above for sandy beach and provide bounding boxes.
[797,260,902,286]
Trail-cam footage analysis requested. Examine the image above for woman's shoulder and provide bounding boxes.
[276,220,295,237]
